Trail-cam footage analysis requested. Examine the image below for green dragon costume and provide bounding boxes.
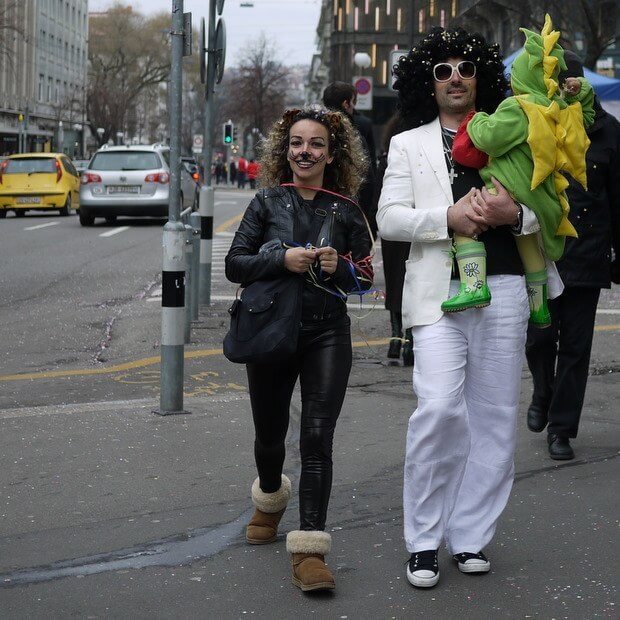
[443,15,594,326]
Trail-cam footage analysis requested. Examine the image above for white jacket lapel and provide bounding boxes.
[419,118,453,204]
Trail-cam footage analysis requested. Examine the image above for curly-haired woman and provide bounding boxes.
[225,106,373,592]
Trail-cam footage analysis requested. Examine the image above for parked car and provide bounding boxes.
[78,144,199,226]
[0,153,80,218]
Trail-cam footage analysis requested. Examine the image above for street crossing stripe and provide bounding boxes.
[215,213,242,233]
[23,222,59,231]
[99,226,130,237]
[0,327,618,382]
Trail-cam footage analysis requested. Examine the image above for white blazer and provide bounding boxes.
[377,117,563,328]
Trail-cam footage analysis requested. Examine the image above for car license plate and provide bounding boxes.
[17,196,41,204]
[107,185,140,194]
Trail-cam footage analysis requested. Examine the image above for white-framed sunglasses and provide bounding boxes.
[433,61,477,82]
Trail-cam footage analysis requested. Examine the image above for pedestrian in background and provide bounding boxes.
[375,113,413,365]
[323,81,377,236]
[229,158,237,185]
[225,106,372,592]
[525,50,620,460]
[378,26,563,588]
[237,155,248,189]
[247,158,259,189]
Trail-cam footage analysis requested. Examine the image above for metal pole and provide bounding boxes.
[190,212,201,321]
[199,0,217,306]
[156,0,189,416]
[184,223,193,344]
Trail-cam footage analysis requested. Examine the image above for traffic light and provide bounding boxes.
[223,120,233,145]
[232,126,238,143]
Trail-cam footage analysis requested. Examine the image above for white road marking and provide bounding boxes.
[214,201,238,206]
[99,226,130,238]
[24,222,59,231]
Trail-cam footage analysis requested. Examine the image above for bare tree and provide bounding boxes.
[0,0,24,67]
[488,0,619,69]
[87,5,171,144]
[223,34,291,137]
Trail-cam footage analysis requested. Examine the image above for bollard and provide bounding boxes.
[184,223,194,344]
[198,185,214,305]
[156,221,189,415]
[190,212,200,321]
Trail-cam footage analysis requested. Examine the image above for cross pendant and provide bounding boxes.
[448,167,458,184]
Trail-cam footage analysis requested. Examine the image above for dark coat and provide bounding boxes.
[225,186,373,320]
[352,111,378,236]
[558,101,620,288]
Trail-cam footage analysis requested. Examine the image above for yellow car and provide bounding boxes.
[0,153,80,218]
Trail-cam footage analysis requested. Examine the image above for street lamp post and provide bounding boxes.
[96,127,104,146]
[58,121,64,153]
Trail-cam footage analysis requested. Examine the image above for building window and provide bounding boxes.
[38,74,44,101]
[371,43,376,68]
[345,0,350,14]
[397,7,402,31]
[333,0,337,16]
[365,0,369,14]
[386,0,391,16]
[337,7,343,30]
[354,6,359,30]
[440,9,446,27]
[430,0,436,17]
[47,77,52,102]
[418,9,425,33]
[375,6,380,30]
[451,0,458,18]
[382,59,388,85]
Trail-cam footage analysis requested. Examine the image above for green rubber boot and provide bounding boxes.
[441,240,492,313]
[526,270,551,328]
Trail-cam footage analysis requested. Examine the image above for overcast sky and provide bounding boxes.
[89,0,322,67]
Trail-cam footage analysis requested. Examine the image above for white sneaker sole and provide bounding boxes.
[406,567,440,588]
[458,561,491,574]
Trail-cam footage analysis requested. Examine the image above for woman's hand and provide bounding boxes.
[284,247,317,273]
[316,246,338,274]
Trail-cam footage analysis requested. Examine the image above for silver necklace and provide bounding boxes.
[441,128,458,185]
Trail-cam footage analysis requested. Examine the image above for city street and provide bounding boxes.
[0,187,618,618]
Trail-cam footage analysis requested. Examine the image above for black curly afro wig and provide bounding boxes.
[393,27,508,130]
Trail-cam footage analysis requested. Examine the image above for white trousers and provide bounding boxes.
[404,275,529,554]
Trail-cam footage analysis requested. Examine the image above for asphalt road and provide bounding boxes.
[0,191,618,618]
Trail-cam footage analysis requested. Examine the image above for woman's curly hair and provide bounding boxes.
[258,106,369,199]
[393,27,508,130]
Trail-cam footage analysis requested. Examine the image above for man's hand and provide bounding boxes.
[447,187,488,237]
[284,247,317,273]
[316,246,339,274]
[471,177,520,228]
[562,77,581,97]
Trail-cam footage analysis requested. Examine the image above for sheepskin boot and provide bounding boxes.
[246,475,292,545]
[286,530,335,592]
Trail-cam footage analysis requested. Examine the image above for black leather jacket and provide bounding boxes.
[225,186,373,321]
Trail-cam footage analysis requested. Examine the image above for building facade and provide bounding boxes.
[311,0,620,144]
[0,0,88,156]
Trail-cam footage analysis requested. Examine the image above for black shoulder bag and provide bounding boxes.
[223,191,326,365]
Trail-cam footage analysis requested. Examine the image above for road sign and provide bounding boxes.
[389,49,408,91]
[214,18,226,84]
[199,17,206,84]
[192,134,204,153]
[353,76,373,110]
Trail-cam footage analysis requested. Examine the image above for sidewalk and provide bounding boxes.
[0,296,617,618]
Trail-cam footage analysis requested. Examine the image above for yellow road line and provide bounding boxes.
[2,325,618,383]
[0,339,392,382]
[215,213,242,233]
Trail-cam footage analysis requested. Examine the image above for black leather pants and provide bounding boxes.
[246,314,352,531]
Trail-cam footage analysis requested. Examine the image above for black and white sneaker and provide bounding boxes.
[406,549,439,588]
[453,551,491,574]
